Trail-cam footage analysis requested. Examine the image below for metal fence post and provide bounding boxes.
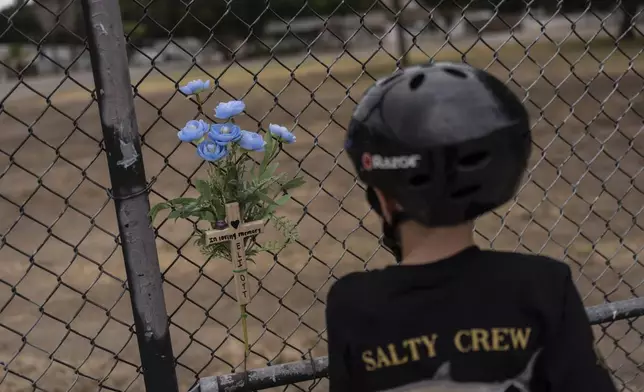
[80,0,180,391]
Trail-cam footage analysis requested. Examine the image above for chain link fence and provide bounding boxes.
[1,0,644,391]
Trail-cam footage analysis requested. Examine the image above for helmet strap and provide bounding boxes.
[366,186,410,263]
[381,210,412,264]
[382,219,402,263]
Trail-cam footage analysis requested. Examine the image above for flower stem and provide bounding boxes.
[195,94,203,116]
[269,139,281,163]
[241,304,249,373]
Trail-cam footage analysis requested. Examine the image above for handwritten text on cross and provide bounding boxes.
[205,203,265,305]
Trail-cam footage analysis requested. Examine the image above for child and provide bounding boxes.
[325,62,617,392]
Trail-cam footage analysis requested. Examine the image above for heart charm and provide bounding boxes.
[230,220,240,229]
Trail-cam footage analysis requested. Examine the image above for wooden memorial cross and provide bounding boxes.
[205,202,265,305]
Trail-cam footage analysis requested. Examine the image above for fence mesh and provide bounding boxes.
[1,0,643,391]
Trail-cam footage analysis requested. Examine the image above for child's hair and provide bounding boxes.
[344,62,531,260]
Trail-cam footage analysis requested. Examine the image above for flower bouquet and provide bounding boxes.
[149,79,305,370]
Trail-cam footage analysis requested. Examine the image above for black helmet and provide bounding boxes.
[345,62,532,261]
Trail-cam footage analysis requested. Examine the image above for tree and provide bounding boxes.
[0,2,45,43]
[1,3,45,76]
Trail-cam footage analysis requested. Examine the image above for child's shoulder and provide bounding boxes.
[327,270,371,297]
[482,249,573,277]
[325,250,574,310]
[475,249,576,298]
[325,269,382,309]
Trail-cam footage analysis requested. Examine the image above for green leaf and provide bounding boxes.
[149,202,170,223]
[274,194,291,206]
[224,166,241,200]
[260,131,275,174]
[263,194,291,216]
[281,176,306,190]
[240,176,279,200]
[264,205,278,216]
[182,202,202,216]
[168,210,182,220]
[257,191,278,207]
[260,162,279,181]
[168,197,197,206]
[200,210,216,222]
[195,179,211,200]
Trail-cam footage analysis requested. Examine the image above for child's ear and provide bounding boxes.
[373,188,399,225]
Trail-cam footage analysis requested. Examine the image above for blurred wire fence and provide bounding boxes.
[1,0,643,391]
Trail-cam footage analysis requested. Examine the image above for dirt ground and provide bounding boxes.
[1,36,644,392]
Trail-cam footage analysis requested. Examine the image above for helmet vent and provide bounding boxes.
[409,73,425,90]
[451,184,481,199]
[444,67,468,79]
[458,151,490,170]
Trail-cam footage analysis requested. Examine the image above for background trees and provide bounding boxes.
[0,0,640,47]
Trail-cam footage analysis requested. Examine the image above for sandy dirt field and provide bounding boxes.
[1,36,644,392]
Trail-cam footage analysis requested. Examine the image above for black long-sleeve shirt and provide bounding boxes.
[325,246,617,392]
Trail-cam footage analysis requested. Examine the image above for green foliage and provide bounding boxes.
[149,130,305,263]
[0,4,44,44]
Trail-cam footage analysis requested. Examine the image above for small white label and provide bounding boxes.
[362,153,421,170]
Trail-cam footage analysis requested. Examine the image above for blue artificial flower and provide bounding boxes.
[177,119,209,142]
[209,123,242,145]
[214,100,245,119]
[238,131,266,152]
[197,139,228,162]
[269,124,296,144]
[179,79,210,96]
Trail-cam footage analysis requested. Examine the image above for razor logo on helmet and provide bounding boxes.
[362,152,421,171]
